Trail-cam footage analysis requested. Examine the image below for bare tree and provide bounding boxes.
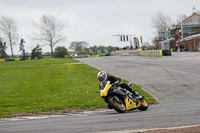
[177,14,188,24]
[32,15,65,57]
[151,12,173,32]
[0,16,19,57]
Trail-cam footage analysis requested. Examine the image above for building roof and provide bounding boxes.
[158,38,174,45]
[158,31,170,33]
[177,33,200,42]
[176,13,200,27]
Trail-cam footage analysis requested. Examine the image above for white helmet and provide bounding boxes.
[97,71,108,82]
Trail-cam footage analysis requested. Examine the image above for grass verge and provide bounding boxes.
[0,58,156,117]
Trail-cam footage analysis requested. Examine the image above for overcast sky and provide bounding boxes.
[0,0,200,54]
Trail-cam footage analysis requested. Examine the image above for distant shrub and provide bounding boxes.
[31,44,43,60]
[54,46,68,58]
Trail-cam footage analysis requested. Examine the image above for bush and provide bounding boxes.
[0,51,8,58]
[31,45,43,60]
[54,46,68,58]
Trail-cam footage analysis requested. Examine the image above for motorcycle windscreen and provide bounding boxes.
[100,81,108,90]
[100,81,112,97]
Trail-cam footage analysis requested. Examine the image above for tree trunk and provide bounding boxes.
[50,44,53,58]
[9,40,13,57]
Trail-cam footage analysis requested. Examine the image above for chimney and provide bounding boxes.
[192,6,197,15]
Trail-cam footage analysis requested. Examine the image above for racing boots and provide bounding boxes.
[134,92,144,100]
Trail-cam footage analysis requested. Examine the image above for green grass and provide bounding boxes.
[0,58,156,117]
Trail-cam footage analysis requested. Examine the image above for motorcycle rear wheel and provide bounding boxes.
[108,95,126,113]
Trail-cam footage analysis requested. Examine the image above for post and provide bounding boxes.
[181,21,183,39]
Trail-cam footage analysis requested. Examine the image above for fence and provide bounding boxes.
[115,50,139,56]
[138,50,163,57]
[0,58,24,62]
[109,49,173,57]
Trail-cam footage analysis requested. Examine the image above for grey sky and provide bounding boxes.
[0,0,200,54]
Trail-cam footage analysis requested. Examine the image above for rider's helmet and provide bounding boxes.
[97,71,108,82]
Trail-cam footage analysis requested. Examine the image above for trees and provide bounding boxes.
[54,46,68,58]
[31,45,43,59]
[32,15,65,58]
[107,46,117,53]
[19,39,28,60]
[69,41,89,53]
[151,12,173,32]
[0,16,18,57]
[98,45,106,53]
[68,43,118,54]
[0,38,8,58]
[90,45,98,53]
[83,47,90,54]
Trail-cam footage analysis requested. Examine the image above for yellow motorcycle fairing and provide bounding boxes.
[140,99,148,106]
[125,97,140,110]
[100,81,112,97]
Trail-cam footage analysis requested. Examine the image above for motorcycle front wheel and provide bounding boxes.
[108,95,126,113]
[138,98,148,111]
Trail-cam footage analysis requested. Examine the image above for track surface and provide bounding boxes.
[1,53,200,133]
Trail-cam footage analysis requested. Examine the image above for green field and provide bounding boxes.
[25,53,107,59]
[0,59,156,117]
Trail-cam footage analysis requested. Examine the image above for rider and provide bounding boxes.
[97,71,142,99]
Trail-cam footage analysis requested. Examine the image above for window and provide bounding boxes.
[183,27,194,33]
[159,33,164,37]
[159,32,170,37]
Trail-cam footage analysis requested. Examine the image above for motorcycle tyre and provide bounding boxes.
[108,95,126,113]
[138,98,148,111]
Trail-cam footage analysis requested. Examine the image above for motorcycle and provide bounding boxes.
[100,81,148,113]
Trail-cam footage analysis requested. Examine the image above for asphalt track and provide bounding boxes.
[0,52,200,133]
